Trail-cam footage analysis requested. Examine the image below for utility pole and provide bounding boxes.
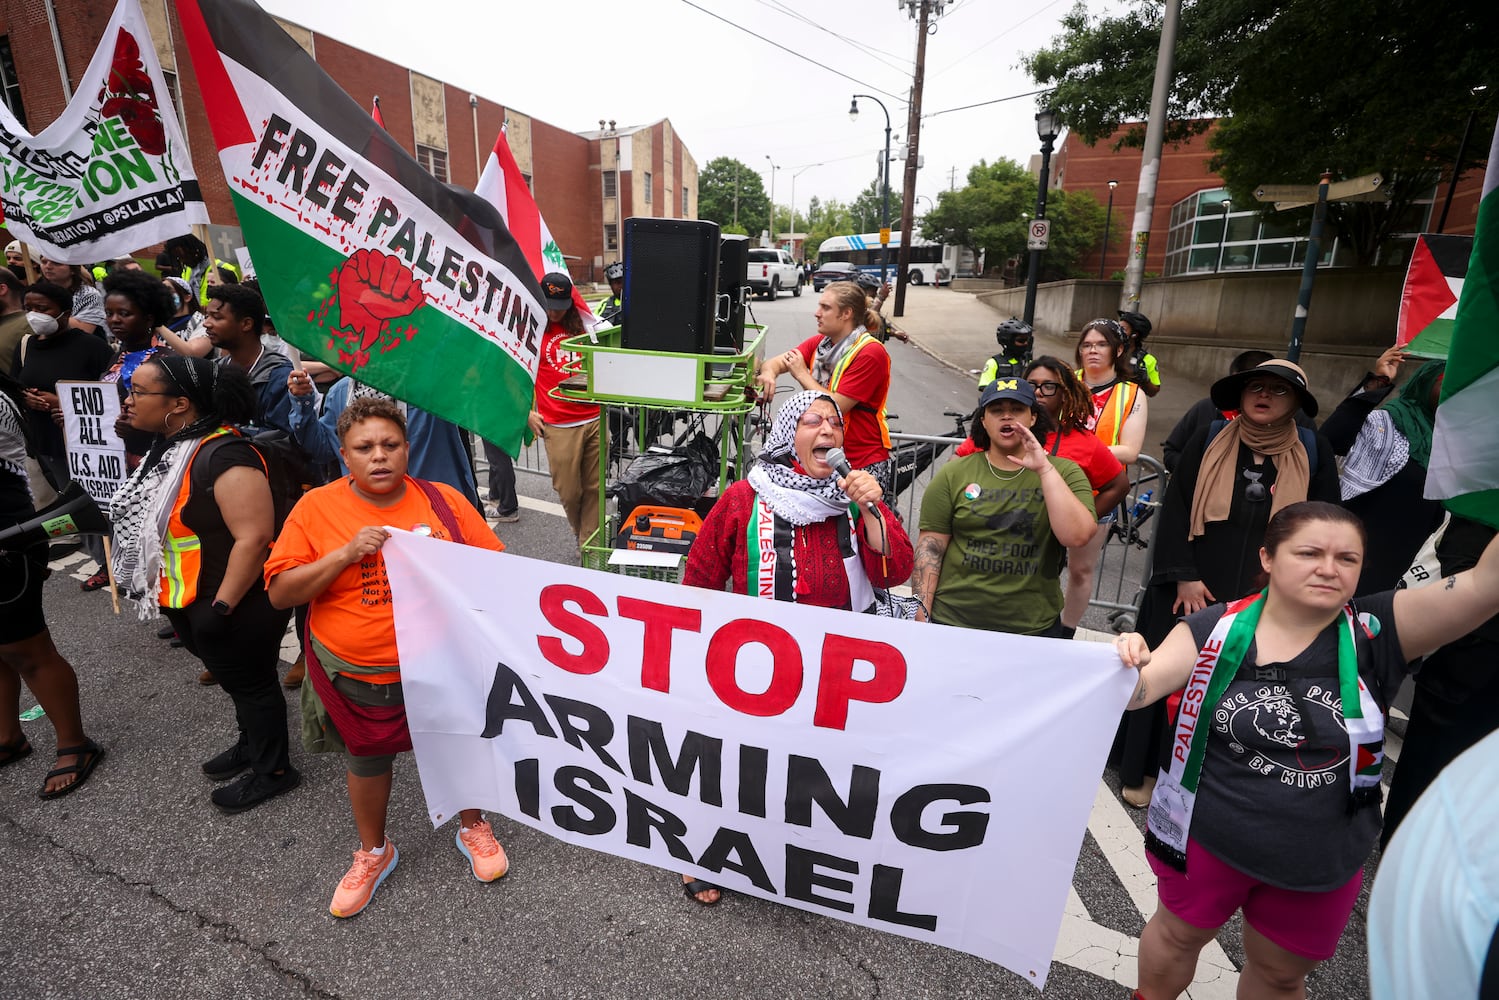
[893,0,941,318]
[1119,0,1181,311]
[949,165,958,191]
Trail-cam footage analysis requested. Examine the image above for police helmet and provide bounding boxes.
[604,261,624,282]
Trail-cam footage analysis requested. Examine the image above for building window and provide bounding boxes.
[161,70,186,131]
[604,224,618,251]
[603,171,617,198]
[416,144,448,183]
[682,186,689,215]
[644,172,652,204]
[0,36,26,128]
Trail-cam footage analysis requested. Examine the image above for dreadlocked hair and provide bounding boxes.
[1025,356,1092,432]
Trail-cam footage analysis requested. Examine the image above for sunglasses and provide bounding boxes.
[1244,380,1293,397]
[1243,468,1268,503]
[1027,380,1062,397]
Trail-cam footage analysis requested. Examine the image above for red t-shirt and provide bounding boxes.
[796,333,891,468]
[1045,427,1124,493]
[535,321,600,425]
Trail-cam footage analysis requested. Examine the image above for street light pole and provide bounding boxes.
[850,95,893,282]
[789,162,822,253]
[1099,179,1118,279]
[1022,109,1060,328]
[764,155,780,247]
[1215,197,1233,271]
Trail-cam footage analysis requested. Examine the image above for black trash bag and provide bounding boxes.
[609,432,719,512]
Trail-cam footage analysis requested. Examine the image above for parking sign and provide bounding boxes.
[1027,219,1051,250]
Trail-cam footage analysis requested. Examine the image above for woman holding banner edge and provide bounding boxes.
[264,396,511,918]
[1113,501,1499,1000]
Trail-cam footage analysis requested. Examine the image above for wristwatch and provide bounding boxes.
[212,600,233,617]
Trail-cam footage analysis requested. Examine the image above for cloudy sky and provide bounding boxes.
[256,0,1131,221]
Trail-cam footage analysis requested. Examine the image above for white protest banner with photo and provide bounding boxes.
[0,0,206,263]
[57,381,126,504]
[383,533,1135,988]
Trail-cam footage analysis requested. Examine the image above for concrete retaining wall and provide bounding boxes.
[969,269,1403,403]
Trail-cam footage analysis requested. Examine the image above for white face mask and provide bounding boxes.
[25,311,59,336]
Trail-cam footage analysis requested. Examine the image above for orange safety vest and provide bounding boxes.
[830,332,892,449]
[157,427,237,609]
[1078,374,1138,448]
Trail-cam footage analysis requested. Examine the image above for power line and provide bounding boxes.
[678,0,906,104]
[757,0,913,71]
[929,0,1067,79]
[922,87,1053,120]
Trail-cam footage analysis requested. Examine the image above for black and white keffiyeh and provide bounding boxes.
[0,392,29,497]
[812,325,868,386]
[746,390,852,526]
[351,380,408,419]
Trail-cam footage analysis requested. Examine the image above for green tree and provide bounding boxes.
[1040,189,1108,281]
[698,157,769,231]
[920,159,1032,266]
[804,199,859,260]
[1025,0,1499,264]
[850,180,904,235]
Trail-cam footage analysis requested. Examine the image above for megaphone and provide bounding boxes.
[0,481,110,552]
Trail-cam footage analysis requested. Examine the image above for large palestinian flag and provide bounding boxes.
[173,0,543,453]
[1426,115,1499,530]
[1396,233,1470,358]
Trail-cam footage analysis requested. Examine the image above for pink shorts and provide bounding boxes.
[1147,837,1362,961]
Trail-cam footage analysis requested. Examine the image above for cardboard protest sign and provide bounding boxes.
[56,380,126,504]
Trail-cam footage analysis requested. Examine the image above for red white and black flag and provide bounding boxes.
[1397,233,1471,358]
[174,0,545,453]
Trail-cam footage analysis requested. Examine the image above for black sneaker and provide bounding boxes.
[156,622,177,640]
[211,767,301,814]
[201,743,250,781]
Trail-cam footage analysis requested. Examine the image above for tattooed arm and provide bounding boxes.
[1392,529,1499,662]
[1114,623,1199,708]
[910,530,950,623]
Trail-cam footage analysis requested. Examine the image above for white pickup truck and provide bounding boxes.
[745,247,802,299]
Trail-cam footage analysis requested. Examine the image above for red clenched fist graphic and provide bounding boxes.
[336,249,426,351]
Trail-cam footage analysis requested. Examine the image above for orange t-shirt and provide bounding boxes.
[263,476,503,668]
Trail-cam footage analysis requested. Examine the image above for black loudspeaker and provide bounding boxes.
[0,481,110,551]
[715,234,750,352]
[622,218,720,354]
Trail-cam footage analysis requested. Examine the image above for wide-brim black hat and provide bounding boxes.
[1210,359,1319,418]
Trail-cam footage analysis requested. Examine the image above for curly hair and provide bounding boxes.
[102,270,177,328]
[1024,356,1092,433]
[336,396,408,443]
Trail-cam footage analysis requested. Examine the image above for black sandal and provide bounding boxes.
[39,740,105,800]
[0,737,33,768]
[682,878,723,906]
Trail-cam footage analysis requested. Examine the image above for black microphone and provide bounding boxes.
[825,447,882,519]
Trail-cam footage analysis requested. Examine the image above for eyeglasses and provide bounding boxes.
[797,411,843,429]
[1079,341,1111,352]
[1028,380,1062,397]
[126,386,175,398]
[1244,380,1292,397]
[1243,468,1267,503]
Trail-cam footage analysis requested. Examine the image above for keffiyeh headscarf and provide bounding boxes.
[351,380,408,418]
[109,356,226,619]
[746,390,852,526]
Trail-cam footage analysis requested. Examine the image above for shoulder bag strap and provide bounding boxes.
[413,478,465,544]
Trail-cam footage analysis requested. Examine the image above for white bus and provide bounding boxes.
[815,232,977,285]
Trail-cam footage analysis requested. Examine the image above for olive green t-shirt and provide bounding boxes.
[919,452,1094,635]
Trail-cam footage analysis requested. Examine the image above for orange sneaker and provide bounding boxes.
[329,840,398,918]
[456,819,509,882]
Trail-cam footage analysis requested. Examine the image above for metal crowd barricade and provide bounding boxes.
[1085,453,1166,632]
[885,430,967,525]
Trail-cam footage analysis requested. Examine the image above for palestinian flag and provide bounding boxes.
[1396,233,1470,358]
[1426,114,1499,530]
[475,128,600,330]
[173,0,543,453]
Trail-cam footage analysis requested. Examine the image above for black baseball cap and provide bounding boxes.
[540,271,573,310]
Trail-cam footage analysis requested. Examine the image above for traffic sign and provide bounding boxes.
[1255,184,1319,204]
[1027,219,1051,250]
[879,227,891,245]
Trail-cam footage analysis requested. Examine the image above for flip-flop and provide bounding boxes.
[682,878,723,906]
[39,740,105,800]
[0,737,33,768]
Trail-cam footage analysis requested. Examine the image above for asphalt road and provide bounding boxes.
[0,291,1383,998]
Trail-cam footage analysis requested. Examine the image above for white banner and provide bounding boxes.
[56,380,126,504]
[0,0,207,262]
[383,533,1135,987]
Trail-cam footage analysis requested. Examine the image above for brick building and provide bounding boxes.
[1050,121,1485,280]
[0,0,697,282]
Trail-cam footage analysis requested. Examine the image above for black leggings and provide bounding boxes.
[166,588,293,776]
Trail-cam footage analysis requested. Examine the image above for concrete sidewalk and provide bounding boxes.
[891,285,1216,453]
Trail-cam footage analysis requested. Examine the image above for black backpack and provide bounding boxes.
[193,428,311,535]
